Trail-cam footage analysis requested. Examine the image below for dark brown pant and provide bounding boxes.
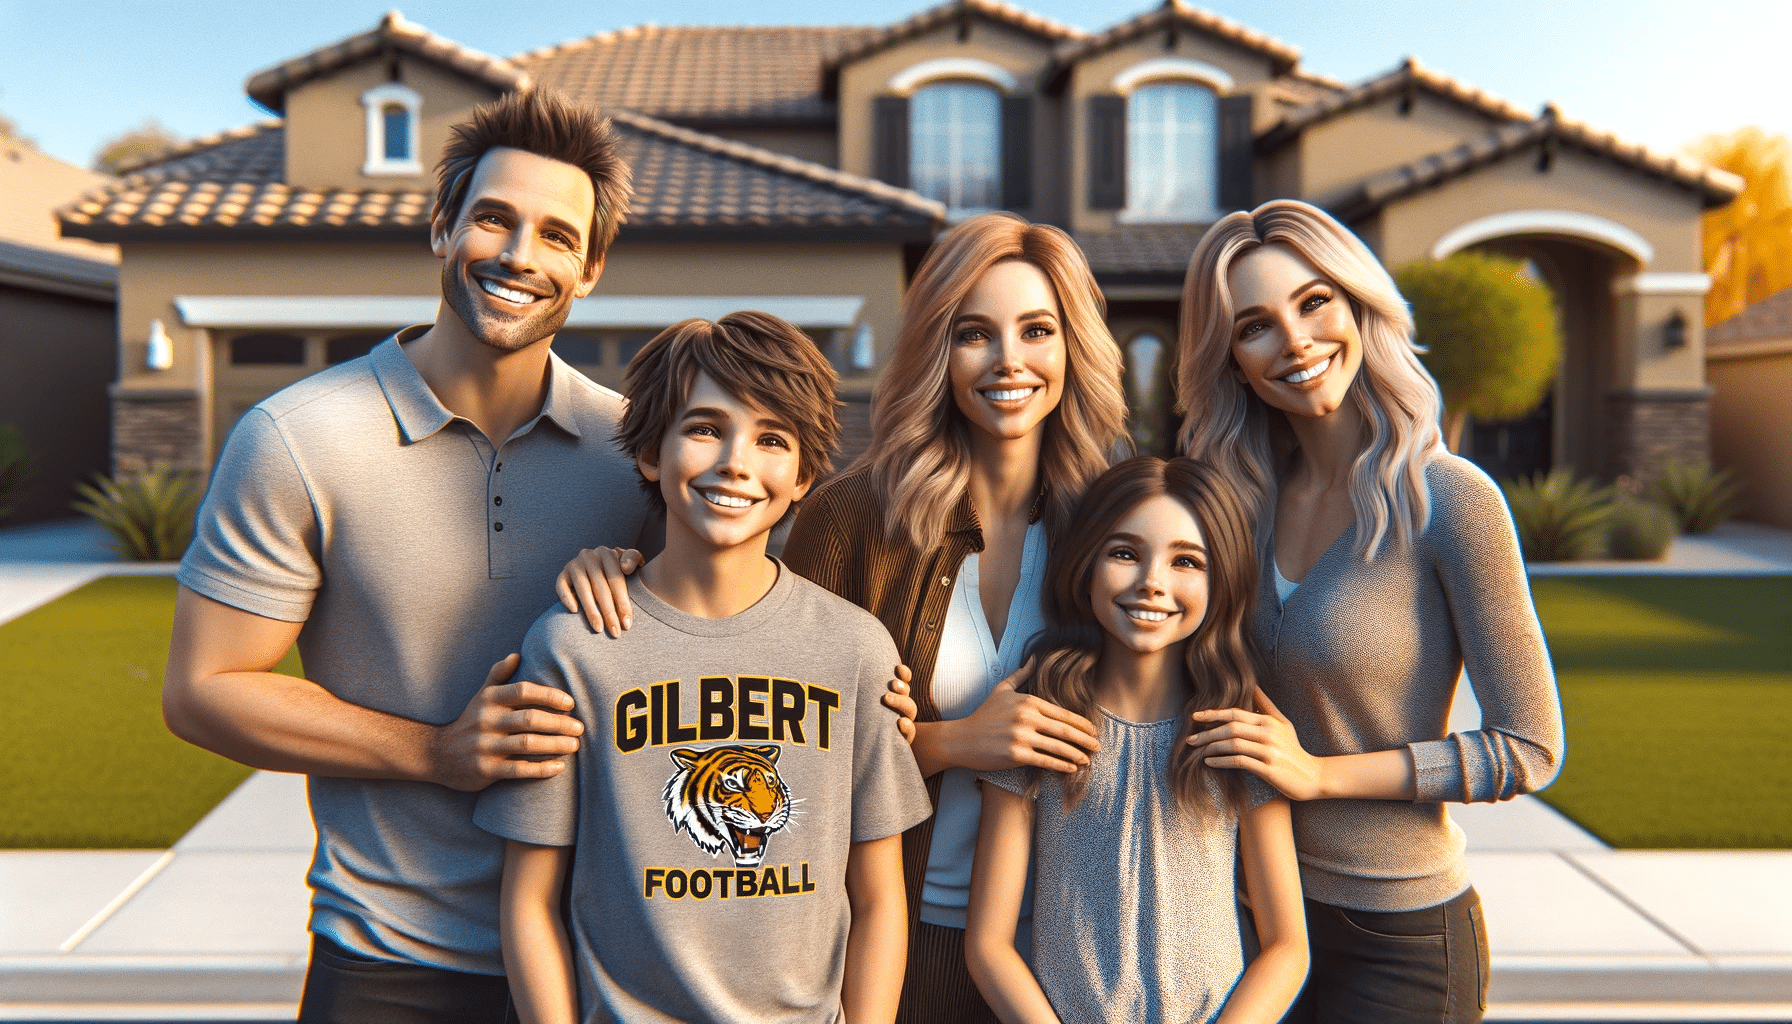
[1282,887,1489,1024]
[898,920,1002,1024]
[298,935,515,1024]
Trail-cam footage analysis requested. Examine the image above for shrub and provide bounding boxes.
[0,423,30,520]
[1650,461,1743,534]
[72,462,204,561]
[1606,499,1677,560]
[1502,469,1613,562]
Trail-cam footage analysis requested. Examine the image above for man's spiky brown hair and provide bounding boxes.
[433,89,631,269]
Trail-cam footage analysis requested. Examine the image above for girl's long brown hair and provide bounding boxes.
[857,212,1128,549]
[1024,456,1265,814]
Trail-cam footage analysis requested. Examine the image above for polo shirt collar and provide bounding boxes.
[371,325,584,444]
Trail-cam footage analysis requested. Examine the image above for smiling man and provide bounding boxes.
[163,90,650,1024]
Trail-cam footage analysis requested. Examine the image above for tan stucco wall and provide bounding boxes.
[1374,147,1709,392]
[1064,30,1276,234]
[283,56,501,191]
[836,19,1061,220]
[1,139,120,262]
[113,237,906,465]
[1707,346,1792,528]
[1297,93,1510,208]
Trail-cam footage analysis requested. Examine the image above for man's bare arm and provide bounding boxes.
[163,586,582,790]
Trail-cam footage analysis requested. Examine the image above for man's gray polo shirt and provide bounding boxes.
[179,329,648,974]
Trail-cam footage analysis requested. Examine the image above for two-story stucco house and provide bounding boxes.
[61,0,1738,479]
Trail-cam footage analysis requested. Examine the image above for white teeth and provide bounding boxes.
[1283,357,1331,384]
[985,388,1034,402]
[1126,608,1170,622]
[480,278,539,304]
[703,491,753,509]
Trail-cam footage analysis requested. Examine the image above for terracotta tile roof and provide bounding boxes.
[519,25,880,125]
[1328,107,1744,221]
[1050,0,1300,85]
[1075,223,1212,277]
[58,115,941,241]
[1259,57,1530,151]
[1707,286,1792,346]
[825,0,1084,82]
[610,109,943,229]
[245,11,531,114]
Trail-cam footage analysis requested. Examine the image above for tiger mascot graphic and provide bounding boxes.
[662,744,792,867]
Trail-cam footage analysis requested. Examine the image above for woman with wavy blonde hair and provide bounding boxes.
[782,212,1128,1023]
[1177,199,1564,1023]
[556,212,1129,1023]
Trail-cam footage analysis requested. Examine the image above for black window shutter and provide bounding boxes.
[1087,94,1126,210]
[1217,93,1254,212]
[1001,95,1032,210]
[874,95,910,189]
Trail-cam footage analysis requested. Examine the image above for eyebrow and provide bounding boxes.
[1106,531,1206,553]
[680,406,796,434]
[1231,278,1329,323]
[954,308,1058,324]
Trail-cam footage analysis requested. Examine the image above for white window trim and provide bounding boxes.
[361,82,423,176]
[888,57,1017,95]
[1431,210,1655,265]
[1111,58,1234,95]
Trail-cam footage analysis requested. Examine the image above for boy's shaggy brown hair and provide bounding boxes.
[432,89,632,269]
[615,311,842,516]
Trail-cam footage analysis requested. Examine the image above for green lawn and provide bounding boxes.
[0,577,299,848]
[1530,576,1792,848]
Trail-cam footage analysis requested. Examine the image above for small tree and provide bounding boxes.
[1395,251,1561,453]
[93,118,182,175]
[1693,127,1792,327]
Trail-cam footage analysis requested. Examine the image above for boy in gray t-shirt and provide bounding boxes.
[475,312,929,1024]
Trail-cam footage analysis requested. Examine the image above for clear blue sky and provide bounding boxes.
[2,0,1787,169]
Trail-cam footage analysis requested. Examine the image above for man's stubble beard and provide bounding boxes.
[441,260,574,353]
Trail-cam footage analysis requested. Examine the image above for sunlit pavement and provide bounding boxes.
[4,519,1790,1022]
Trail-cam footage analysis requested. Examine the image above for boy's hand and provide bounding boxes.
[555,546,644,638]
[883,664,917,743]
[428,654,584,792]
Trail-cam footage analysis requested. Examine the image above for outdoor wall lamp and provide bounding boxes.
[1663,309,1688,350]
[146,318,173,370]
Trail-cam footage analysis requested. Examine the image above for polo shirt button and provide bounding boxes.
[494,496,503,506]
[494,522,504,532]
[495,462,503,472]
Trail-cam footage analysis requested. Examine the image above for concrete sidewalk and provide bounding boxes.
[4,518,1790,1022]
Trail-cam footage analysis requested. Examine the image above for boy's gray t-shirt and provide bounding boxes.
[475,565,931,1024]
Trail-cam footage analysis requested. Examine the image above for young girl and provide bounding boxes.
[965,457,1308,1024]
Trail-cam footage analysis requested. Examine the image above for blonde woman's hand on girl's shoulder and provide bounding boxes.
[555,545,644,637]
[1186,689,1327,801]
[911,659,1101,777]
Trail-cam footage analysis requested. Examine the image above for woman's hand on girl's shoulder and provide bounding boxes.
[1186,689,1326,802]
[883,664,917,743]
[555,547,644,638]
[942,660,1101,774]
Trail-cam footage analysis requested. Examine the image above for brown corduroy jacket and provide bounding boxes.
[782,466,1002,935]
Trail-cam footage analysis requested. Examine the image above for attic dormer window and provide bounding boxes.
[361,82,422,176]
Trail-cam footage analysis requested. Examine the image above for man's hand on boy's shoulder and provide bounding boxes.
[429,653,585,792]
[557,546,644,638]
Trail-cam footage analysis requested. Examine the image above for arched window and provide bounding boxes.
[361,82,422,175]
[910,82,1001,215]
[1126,83,1218,222]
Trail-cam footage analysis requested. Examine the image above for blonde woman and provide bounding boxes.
[1176,199,1564,1023]
[556,212,1129,1022]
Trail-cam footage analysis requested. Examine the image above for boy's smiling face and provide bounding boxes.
[639,370,811,555]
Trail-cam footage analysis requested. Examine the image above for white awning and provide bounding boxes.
[174,294,866,330]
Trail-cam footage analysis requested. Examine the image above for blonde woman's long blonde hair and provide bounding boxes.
[861,212,1129,549]
[1176,200,1444,560]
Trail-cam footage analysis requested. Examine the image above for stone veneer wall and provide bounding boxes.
[113,392,203,473]
[1605,390,1710,480]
